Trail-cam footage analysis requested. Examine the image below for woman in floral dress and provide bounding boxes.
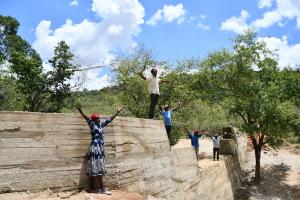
[77,106,123,195]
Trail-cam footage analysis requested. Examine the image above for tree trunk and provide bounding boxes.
[252,136,262,183]
[254,145,261,183]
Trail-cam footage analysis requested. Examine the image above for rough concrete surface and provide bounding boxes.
[0,112,247,200]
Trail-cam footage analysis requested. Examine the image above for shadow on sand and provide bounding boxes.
[236,163,300,200]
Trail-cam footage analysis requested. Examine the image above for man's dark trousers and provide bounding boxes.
[148,93,159,119]
[213,148,220,160]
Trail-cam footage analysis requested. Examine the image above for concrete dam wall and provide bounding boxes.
[0,111,246,200]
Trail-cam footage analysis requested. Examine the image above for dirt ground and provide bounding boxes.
[236,145,300,200]
[175,138,300,200]
[0,190,148,200]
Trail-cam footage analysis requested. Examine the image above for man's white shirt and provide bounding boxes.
[147,76,160,94]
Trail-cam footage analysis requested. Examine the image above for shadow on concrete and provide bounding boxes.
[78,154,89,190]
[236,163,300,200]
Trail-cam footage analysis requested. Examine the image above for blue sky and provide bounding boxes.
[1,0,300,89]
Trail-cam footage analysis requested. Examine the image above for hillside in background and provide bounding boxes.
[62,85,232,145]
[63,86,122,115]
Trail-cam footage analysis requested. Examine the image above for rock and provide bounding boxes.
[147,195,166,200]
[249,197,257,200]
[57,192,64,197]
[26,190,30,194]
[86,194,95,200]
[44,188,53,195]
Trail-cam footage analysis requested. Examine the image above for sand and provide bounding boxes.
[0,190,146,200]
[175,138,300,200]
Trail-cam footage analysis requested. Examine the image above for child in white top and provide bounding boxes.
[208,134,223,161]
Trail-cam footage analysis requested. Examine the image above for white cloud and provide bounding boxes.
[107,24,124,35]
[69,0,78,7]
[163,4,186,23]
[197,22,210,31]
[146,4,186,26]
[221,10,251,34]
[199,15,207,20]
[253,0,300,29]
[84,71,112,90]
[257,35,300,68]
[33,0,144,90]
[146,10,162,26]
[258,0,274,8]
[252,10,281,29]
[221,0,300,33]
[188,15,210,30]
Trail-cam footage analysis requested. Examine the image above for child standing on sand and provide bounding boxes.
[184,126,207,160]
[207,134,223,161]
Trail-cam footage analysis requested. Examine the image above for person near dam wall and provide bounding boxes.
[185,125,208,160]
[159,102,181,139]
[77,106,123,195]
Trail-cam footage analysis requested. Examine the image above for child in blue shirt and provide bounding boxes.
[185,125,208,161]
[160,102,181,139]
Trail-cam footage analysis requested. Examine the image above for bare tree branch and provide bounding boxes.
[73,65,106,72]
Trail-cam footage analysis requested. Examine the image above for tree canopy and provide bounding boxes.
[0,15,77,112]
[195,30,300,181]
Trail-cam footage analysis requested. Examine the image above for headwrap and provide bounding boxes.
[90,113,100,120]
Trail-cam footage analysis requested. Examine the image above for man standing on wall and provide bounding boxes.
[139,67,168,119]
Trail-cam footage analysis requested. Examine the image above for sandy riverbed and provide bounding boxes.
[175,138,300,200]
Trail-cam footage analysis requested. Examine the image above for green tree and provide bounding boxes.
[114,47,229,145]
[161,59,229,145]
[196,31,300,182]
[47,41,77,112]
[114,46,157,118]
[0,17,18,110]
[0,15,48,111]
[0,76,20,110]
[9,49,48,111]
[1,16,79,112]
[0,16,19,64]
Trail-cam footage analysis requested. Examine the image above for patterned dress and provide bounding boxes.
[86,118,111,176]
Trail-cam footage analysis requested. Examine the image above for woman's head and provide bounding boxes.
[194,130,200,135]
[90,113,100,123]
[214,134,219,139]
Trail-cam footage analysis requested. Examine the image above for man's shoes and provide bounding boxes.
[88,189,112,195]
[101,190,112,195]
[88,189,101,193]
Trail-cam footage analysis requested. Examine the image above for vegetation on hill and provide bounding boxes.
[62,87,122,115]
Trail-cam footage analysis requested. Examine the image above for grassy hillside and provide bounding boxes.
[62,86,122,115]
